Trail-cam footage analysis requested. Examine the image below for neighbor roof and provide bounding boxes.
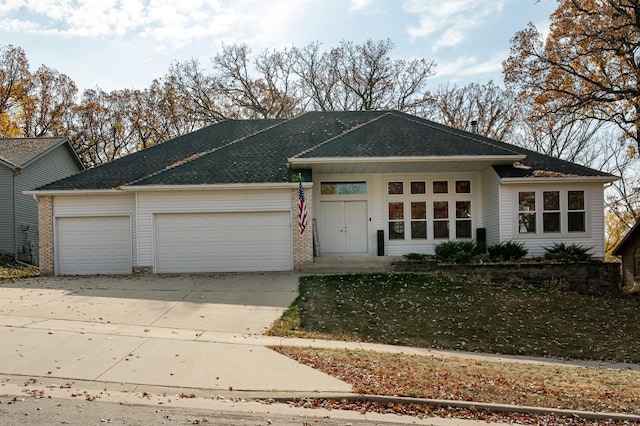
[612,221,640,256]
[35,111,616,191]
[0,137,71,169]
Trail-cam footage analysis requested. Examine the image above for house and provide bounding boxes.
[27,111,617,276]
[612,221,640,290]
[0,137,84,265]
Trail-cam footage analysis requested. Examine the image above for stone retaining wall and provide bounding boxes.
[393,261,622,296]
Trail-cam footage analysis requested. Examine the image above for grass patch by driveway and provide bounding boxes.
[267,273,640,363]
[272,346,640,415]
[0,253,38,280]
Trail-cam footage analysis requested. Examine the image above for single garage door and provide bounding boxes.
[154,211,292,273]
[57,216,132,275]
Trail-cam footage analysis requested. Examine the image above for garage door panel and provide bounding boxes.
[155,212,291,273]
[57,217,132,275]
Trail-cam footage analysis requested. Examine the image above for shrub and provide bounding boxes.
[543,242,592,263]
[487,241,528,261]
[435,240,477,263]
[402,252,428,262]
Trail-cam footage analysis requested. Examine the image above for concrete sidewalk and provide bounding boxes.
[0,273,352,394]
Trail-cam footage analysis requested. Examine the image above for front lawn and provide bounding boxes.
[0,253,38,279]
[267,273,640,363]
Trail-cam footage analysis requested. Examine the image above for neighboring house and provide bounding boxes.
[612,221,640,289]
[0,137,84,265]
[27,111,617,276]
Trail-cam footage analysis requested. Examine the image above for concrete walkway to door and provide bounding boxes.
[0,273,351,393]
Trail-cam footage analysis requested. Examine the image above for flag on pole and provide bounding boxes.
[298,181,308,234]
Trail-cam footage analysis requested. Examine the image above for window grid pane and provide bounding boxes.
[411,221,427,239]
[388,182,403,195]
[433,181,448,194]
[455,180,471,194]
[411,181,426,194]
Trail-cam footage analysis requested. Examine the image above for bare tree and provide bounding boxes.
[421,81,519,141]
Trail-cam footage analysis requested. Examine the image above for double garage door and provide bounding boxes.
[154,212,292,273]
[56,212,292,275]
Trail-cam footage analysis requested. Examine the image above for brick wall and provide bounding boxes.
[292,184,313,270]
[37,196,54,276]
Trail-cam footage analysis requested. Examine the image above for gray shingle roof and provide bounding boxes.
[36,111,615,191]
[0,137,69,168]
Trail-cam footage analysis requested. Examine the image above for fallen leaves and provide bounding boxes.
[273,346,640,415]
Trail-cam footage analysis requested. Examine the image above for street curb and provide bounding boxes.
[268,394,640,423]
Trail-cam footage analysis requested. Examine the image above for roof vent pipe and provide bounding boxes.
[471,120,478,134]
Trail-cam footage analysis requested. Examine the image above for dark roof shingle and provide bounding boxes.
[36,111,615,191]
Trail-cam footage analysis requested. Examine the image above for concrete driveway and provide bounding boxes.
[0,274,351,393]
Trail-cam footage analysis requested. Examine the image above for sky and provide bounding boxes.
[0,0,557,93]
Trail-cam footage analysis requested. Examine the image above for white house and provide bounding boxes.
[27,111,617,275]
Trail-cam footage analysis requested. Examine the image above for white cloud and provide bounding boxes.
[403,0,507,50]
[434,52,505,81]
[0,0,312,51]
[349,0,371,12]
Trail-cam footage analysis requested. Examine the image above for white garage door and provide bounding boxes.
[154,212,292,273]
[57,216,132,275]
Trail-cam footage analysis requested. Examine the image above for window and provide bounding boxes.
[433,181,448,194]
[568,191,585,232]
[455,180,471,194]
[543,191,560,232]
[456,200,472,238]
[635,249,640,279]
[411,181,426,194]
[518,189,586,235]
[388,182,403,195]
[433,201,449,239]
[411,202,427,239]
[321,181,367,195]
[388,202,404,239]
[387,179,473,242]
[518,192,536,233]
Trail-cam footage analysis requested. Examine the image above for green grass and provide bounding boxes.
[267,273,640,363]
[0,253,39,279]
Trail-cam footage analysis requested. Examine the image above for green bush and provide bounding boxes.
[435,240,477,263]
[402,252,428,262]
[543,242,592,263]
[487,241,528,261]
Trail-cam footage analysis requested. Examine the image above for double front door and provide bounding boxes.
[317,201,368,255]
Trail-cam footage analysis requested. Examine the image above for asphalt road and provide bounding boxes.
[0,394,445,426]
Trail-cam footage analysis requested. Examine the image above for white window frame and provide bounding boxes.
[515,189,588,238]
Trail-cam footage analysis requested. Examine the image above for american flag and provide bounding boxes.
[298,181,308,234]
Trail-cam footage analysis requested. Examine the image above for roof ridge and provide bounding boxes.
[290,111,392,159]
[122,119,287,187]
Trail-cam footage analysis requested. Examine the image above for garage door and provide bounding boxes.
[154,212,292,273]
[57,216,132,275]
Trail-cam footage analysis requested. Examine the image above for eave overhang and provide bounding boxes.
[499,176,619,185]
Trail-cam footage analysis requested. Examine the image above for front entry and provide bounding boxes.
[317,201,368,255]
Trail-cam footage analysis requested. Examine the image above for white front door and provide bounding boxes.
[317,201,368,255]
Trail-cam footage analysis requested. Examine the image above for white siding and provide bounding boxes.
[481,168,501,246]
[136,189,292,268]
[0,165,13,254]
[500,182,606,258]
